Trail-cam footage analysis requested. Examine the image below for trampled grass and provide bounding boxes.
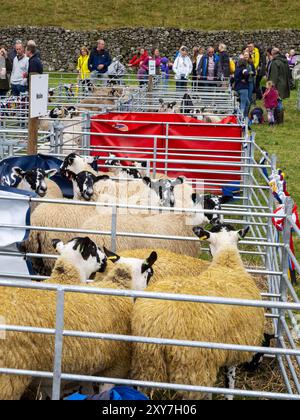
[1,0,300,30]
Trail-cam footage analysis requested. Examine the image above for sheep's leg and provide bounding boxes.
[243,334,275,372]
[224,366,236,401]
[0,374,31,400]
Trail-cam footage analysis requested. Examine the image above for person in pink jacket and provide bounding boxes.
[137,48,161,86]
[263,81,279,126]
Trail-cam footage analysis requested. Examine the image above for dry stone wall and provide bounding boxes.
[0,26,299,71]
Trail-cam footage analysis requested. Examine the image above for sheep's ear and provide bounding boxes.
[52,239,64,253]
[193,226,210,241]
[141,251,158,274]
[191,193,201,204]
[172,177,185,186]
[103,247,120,263]
[143,177,152,187]
[94,175,110,183]
[238,226,250,240]
[219,195,232,204]
[83,156,95,165]
[45,169,58,179]
[12,167,25,178]
[63,170,77,180]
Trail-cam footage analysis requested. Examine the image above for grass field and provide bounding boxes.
[1,0,300,30]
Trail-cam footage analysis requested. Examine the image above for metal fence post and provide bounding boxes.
[83,112,91,156]
[52,287,65,400]
[277,197,294,347]
[111,205,117,253]
[153,137,158,179]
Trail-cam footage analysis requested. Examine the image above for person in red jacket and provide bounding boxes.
[263,81,279,126]
[128,48,148,70]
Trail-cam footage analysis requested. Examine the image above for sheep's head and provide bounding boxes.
[143,176,184,208]
[52,237,107,283]
[60,153,96,175]
[64,170,110,201]
[104,247,158,290]
[105,154,122,171]
[192,193,232,225]
[193,223,250,256]
[11,167,57,197]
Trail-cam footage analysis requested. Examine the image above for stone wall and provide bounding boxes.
[0,26,299,71]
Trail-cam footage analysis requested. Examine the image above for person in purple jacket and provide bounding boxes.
[160,56,171,88]
[137,48,161,87]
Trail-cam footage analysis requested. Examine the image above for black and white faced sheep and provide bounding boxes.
[10,167,63,199]
[131,224,265,400]
[105,154,143,179]
[0,237,158,400]
[64,170,110,201]
[60,153,99,176]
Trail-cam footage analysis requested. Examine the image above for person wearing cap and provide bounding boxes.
[173,46,193,91]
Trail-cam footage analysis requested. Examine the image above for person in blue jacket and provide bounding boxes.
[233,58,250,118]
[88,39,112,83]
[197,46,220,85]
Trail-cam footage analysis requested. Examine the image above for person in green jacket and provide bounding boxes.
[269,48,291,100]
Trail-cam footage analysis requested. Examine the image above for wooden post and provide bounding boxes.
[148,75,154,112]
[27,73,38,155]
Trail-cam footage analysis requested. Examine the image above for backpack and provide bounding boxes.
[250,107,264,124]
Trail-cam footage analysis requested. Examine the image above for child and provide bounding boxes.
[77,47,90,81]
[160,56,171,88]
[263,81,279,126]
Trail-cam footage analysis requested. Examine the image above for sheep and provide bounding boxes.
[77,87,124,112]
[0,236,158,400]
[38,108,83,156]
[104,154,145,179]
[10,167,63,200]
[96,247,210,285]
[81,211,201,257]
[63,170,111,202]
[60,153,99,177]
[130,223,265,400]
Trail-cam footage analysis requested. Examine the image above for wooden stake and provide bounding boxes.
[27,73,38,155]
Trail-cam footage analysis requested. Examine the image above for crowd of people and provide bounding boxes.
[0,40,43,97]
[0,37,298,125]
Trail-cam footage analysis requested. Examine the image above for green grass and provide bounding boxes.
[254,88,300,294]
[1,0,300,30]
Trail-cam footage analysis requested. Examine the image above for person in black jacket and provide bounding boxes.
[25,44,43,90]
[88,39,111,84]
[218,43,230,79]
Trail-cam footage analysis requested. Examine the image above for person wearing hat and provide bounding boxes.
[173,46,193,91]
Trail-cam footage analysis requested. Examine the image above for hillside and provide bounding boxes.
[1,0,300,30]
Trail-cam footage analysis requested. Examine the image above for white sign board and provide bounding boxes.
[148,60,156,76]
[30,74,49,118]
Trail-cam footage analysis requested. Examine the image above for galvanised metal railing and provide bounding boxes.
[0,86,299,400]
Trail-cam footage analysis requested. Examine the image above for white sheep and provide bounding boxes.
[130,224,265,400]
[10,167,63,200]
[0,236,158,400]
[97,247,210,285]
